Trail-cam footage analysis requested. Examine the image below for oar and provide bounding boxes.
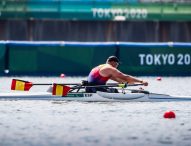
[11,79,81,91]
[11,78,144,94]
[84,83,144,88]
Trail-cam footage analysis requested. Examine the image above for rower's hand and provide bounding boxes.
[142,80,148,86]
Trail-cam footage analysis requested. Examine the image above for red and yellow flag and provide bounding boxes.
[52,84,71,96]
[11,79,33,91]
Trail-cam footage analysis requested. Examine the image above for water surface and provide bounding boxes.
[0,77,191,146]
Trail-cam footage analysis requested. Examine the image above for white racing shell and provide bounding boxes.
[0,91,191,102]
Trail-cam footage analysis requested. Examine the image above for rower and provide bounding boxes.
[86,56,148,93]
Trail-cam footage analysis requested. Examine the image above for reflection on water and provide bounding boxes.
[0,77,191,146]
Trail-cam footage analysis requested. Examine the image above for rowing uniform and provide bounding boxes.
[88,64,110,85]
[86,64,110,93]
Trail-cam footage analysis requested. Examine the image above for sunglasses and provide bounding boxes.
[115,62,119,67]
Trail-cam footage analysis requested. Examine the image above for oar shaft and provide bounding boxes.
[33,83,81,86]
[33,83,52,85]
[82,85,117,88]
[127,83,144,86]
[81,83,144,88]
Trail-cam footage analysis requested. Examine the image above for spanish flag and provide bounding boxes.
[11,79,33,91]
[52,84,71,96]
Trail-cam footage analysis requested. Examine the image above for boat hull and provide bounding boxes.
[0,91,191,102]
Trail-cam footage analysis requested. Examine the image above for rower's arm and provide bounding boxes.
[110,76,124,83]
[111,68,148,85]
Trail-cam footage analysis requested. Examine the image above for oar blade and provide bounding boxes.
[52,84,71,96]
[11,79,33,91]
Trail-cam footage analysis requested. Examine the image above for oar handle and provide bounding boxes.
[126,83,144,87]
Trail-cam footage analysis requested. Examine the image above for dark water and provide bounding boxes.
[0,77,191,146]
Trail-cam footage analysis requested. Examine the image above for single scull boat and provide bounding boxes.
[2,78,189,102]
[0,91,191,102]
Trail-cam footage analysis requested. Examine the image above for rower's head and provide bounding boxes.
[106,56,120,68]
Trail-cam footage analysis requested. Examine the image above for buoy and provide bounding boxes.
[156,77,162,81]
[4,69,9,74]
[163,111,176,119]
[60,73,65,78]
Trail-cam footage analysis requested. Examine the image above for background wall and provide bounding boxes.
[0,20,190,42]
[0,41,190,76]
